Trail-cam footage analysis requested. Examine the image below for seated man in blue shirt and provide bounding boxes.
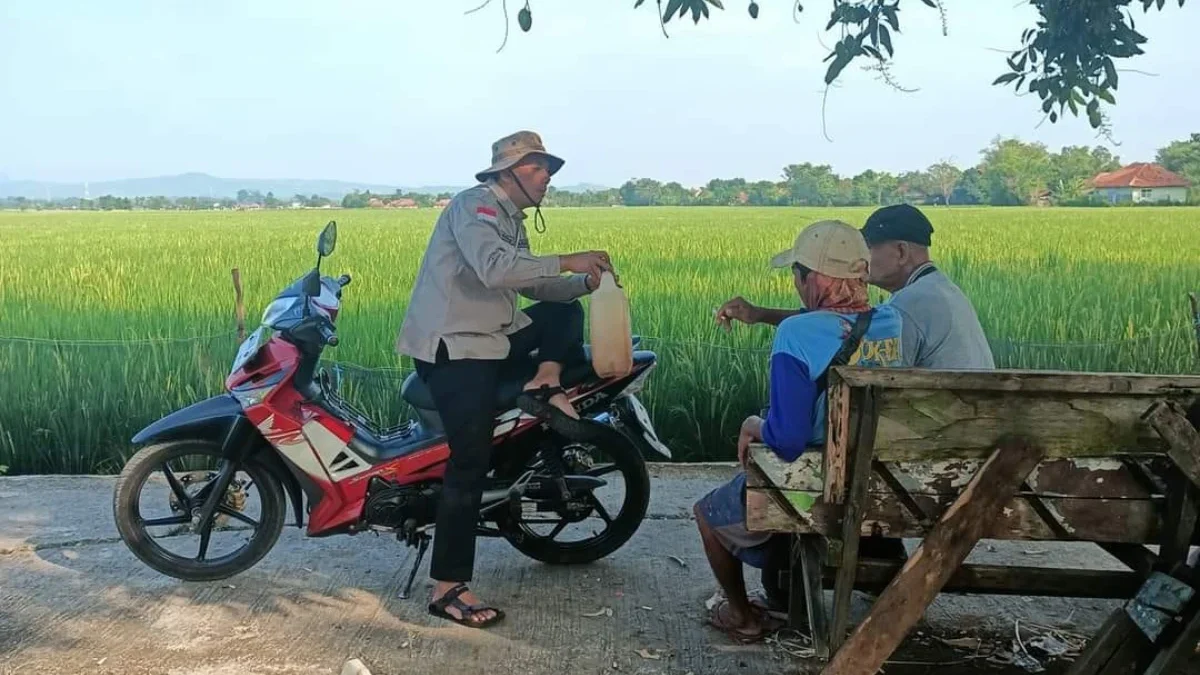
[694,220,903,644]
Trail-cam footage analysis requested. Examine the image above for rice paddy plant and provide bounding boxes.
[2,206,1198,473]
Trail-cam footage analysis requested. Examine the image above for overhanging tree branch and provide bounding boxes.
[471,0,1187,130]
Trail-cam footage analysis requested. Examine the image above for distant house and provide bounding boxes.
[386,198,418,209]
[1090,163,1190,204]
[434,198,451,209]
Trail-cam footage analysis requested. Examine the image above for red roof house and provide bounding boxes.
[1090,163,1191,204]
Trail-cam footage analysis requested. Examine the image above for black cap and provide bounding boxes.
[860,203,934,247]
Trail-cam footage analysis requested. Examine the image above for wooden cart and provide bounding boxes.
[746,367,1200,675]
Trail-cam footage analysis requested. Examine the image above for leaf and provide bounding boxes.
[635,648,663,660]
[879,24,893,57]
[1097,87,1116,104]
[883,5,899,31]
[706,0,723,8]
[920,0,937,7]
[582,607,614,617]
[634,0,646,7]
[668,554,688,567]
[993,72,1020,86]
[825,52,854,84]
[662,0,684,22]
[1103,58,1119,88]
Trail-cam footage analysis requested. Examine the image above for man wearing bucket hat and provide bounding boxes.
[694,220,904,644]
[396,130,613,629]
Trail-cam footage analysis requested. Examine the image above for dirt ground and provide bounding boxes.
[1,465,1193,675]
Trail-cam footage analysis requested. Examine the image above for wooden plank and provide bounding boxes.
[1099,543,1158,578]
[821,434,1045,675]
[832,366,1200,394]
[797,535,829,660]
[1159,472,1199,570]
[750,447,1160,500]
[824,372,852,504]
[748,487,1169,544]
[1143,400,1200,489]
[1065,609,1143,675]
[829,386,879,654]
[842,559,1143,599]
[1144,604,1200,675]
[871,389,1194,462]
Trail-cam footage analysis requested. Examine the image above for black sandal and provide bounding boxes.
[428,584,506,629]
[516,385,573,421]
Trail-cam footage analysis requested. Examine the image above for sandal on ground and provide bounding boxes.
[748,590,790,621]
[427,584,506,629]
[707,599,782,644]
[516,385,574,421]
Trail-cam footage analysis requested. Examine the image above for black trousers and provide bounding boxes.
[413,300,586,583]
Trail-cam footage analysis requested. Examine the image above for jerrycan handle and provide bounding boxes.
[598,271,619,291]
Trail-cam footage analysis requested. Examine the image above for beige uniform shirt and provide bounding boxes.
[395,181,591,363]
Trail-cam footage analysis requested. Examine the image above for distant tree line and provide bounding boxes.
[5,134,1198,211]
[545,134,1200,208]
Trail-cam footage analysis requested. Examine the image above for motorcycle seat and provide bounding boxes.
[400,341,651,413]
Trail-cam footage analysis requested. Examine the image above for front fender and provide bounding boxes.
[129,395,307,529]
[131,394,245,445]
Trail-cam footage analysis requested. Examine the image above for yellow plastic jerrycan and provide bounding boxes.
[589,271,633,379]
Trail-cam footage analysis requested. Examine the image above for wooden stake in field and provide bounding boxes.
[1190,291,1199,369]
[232,267,246,341]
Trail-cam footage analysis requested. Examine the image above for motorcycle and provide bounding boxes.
[112,221,671,598]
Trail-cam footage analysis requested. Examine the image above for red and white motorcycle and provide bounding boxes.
[113,221,670,598]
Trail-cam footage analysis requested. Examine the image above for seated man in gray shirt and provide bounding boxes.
[858,203,995,370]
[717,204,994,371]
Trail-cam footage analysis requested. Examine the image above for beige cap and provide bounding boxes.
[475,130,565,183]
[769,219,870,280]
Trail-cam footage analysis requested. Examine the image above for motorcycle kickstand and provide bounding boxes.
[398,533,431,601]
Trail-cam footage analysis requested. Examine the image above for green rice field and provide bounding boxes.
[2,206,1198,474]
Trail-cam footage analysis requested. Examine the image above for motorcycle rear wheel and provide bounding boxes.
[113,439,286,582]
[499,431,650,565]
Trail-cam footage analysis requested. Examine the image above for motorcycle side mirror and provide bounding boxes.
[317,221,337,257]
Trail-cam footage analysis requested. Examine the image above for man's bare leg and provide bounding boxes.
[694,503,764,639]
[523,361,579,419]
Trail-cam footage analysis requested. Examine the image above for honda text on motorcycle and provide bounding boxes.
[113,221,671,598]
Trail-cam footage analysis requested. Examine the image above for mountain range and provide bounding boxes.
[0,173,612,200]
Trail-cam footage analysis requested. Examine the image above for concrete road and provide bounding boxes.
[0,465,1171,675]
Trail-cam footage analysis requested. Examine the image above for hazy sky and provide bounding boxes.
[2,0,1197,187]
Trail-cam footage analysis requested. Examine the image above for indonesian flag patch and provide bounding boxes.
[476,206,498,224]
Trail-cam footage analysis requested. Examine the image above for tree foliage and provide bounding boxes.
[478,0,1187,130]
[1155,133,1200,201]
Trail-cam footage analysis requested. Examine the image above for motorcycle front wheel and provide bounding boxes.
[112,439,286,582]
